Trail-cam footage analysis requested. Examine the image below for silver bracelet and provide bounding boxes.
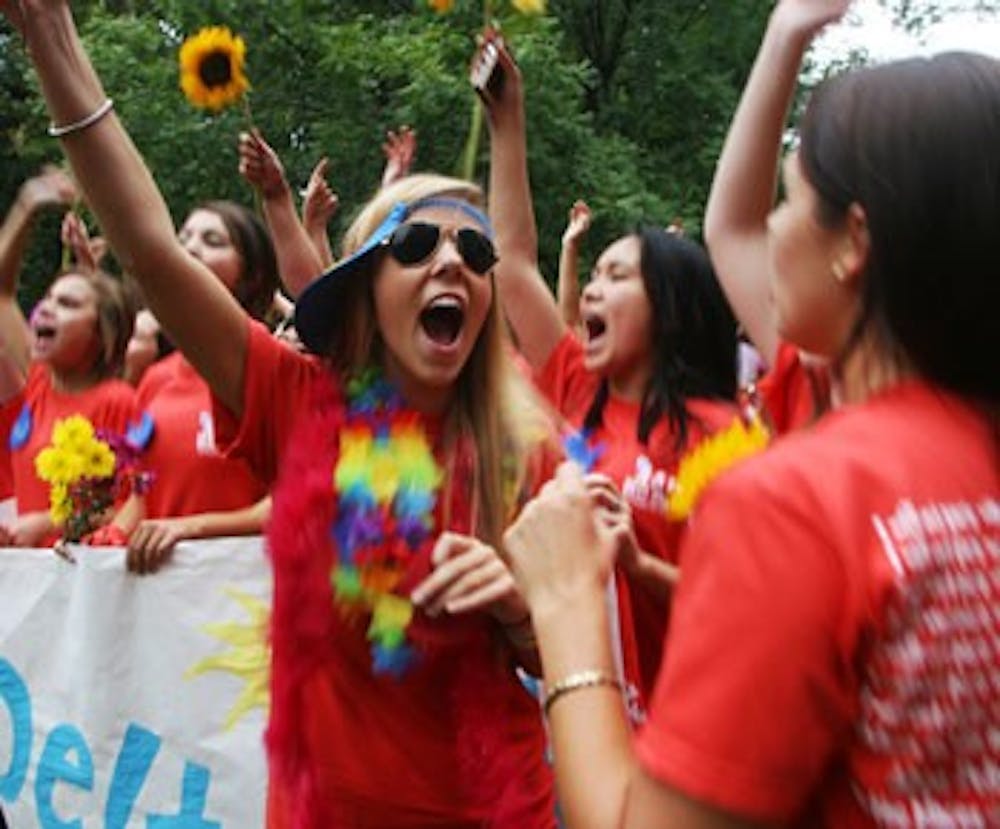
[48,98,114,139]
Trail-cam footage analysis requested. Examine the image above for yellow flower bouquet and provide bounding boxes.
[34,415,152,543]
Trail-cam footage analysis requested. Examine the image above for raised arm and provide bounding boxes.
[0,166,77,396]
[558,199,591,331]
[238,129,325,298]
[505,464,770,829]
[477,31,566,369]
[380,126,417,189]
[5,1,248,414]
[300,157,337,269]
[703,0,850,365]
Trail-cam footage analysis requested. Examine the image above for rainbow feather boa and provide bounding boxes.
[330,370,443,675]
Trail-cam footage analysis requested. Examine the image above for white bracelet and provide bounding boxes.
[48,98,114,139]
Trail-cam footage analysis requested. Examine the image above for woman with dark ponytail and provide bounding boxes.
[503,1,1000,826]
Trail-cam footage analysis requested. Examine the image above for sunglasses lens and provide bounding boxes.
[457,229,497,275]
[390,223,440,266]
[388,222,496,274]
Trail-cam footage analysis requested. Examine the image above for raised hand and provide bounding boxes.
[471,28,523,129]
[238,129,289,200]
[300,157,339,235]
[380,126,417,188]
[19,165,77,214]
[60,211,107,272]
[562,200,592,247]
[772,0,852,41]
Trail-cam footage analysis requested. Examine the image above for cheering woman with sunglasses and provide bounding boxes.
[2,3,561,826]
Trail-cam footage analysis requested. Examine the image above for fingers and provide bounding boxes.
[470,29,510,104]
[307,156,329,186]
[26,165,77,208]
[411,533,516,617]
[237,130,286,195]
[126,520,180,575]
[503,462,616,608]
[301,157,339,222]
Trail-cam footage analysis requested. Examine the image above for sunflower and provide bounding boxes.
[179,26,250,112]
[665,415,770,521]
[512,0,546,14]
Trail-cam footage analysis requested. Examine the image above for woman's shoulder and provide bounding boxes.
[703,380,994,527]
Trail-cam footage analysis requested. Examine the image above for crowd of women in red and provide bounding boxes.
[0,0,996,826]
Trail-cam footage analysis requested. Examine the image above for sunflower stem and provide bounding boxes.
[240,95,264,218]
[458,97,484,183]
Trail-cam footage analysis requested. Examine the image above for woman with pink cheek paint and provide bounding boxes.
[0,167,137,548]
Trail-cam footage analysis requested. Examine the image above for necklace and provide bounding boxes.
[330,370,443,675]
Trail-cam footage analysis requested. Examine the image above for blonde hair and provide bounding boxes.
[329,174,556,551]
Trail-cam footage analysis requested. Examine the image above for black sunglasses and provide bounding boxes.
[383,222,497,275]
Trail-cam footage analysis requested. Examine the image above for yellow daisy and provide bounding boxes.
[51,415,95,452]
[179,26,250,111]
[80,440,116,480]
[35,446,83,485]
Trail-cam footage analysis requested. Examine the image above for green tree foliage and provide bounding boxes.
[6,1,975,309]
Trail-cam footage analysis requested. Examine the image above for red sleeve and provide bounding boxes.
[212,320,328,487]
[757,340,830,435]
[101,381,140,436]
[136,358,173,408]
[532,331,598,420]
[0,395,19,500]
[634,454,856,822]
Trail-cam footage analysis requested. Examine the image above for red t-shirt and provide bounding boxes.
[7,364,137,544]
[636,381,999,826]
[137,352,267,518]
[536,332,739,695]
[0,398,16,502]
[756,339,831,435]
[215,321,556,828]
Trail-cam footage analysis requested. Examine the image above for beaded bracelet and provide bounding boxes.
[543,669,622,716]
[48,98,115,139]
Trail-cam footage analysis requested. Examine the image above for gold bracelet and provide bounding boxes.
[543,669,621,716]
[48,98,114,139]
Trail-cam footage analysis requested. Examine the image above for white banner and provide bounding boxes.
[0,538,271,828]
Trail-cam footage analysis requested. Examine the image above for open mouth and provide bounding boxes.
[419,296,465,346]
[33,325,56,342]
[584,314,607,342]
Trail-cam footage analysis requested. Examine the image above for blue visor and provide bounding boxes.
[293,198,493,355]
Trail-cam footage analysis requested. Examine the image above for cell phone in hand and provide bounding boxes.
[472,39,505,98]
